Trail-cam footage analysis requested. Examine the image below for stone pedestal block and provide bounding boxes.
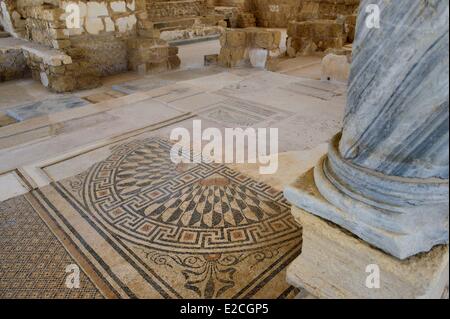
[286,175,449,299]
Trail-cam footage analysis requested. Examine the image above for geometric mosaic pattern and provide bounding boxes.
[35,137,301,299]
[197,99,293,127]
[0,196,102,299]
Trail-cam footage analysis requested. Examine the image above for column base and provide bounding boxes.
[284,136,449,259]
[285,169,449,299]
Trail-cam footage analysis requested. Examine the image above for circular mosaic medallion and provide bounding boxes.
[82,139,300,254]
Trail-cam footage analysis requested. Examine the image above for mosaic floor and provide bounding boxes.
[32,137,301,299]
[0,63,346,299]
[0,196,102,299]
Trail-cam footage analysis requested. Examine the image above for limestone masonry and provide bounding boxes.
[0,0,180,92]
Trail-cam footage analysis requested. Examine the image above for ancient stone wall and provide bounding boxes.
[296,0,357,20]
[218,27,281,68]
[0,0,27,38]
[0,0,180,91]
[145,0,224,41]
[146,0,209,20]
[287,0,359,56]
[0,39,30,81]
[22,42,99,92]
[214,0,249,10]
[68,34,129,75]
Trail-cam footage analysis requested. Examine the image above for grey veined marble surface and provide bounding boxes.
[340,0,449,179]
[286,0,449,260]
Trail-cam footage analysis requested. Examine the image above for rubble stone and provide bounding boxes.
[218,27,280,68]
[287,0,360,56]
[0,38,30,81]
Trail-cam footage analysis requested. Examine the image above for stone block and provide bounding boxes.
[251,0,301,28]
[76,74,101,91]
[127,37,175,73]
[254,30,274,49]
[287,20,346,55]
[217,20,228,28]
[48,28,68,40]
[47,74,77,92]
[0,44,30,82]
[287,202,449,299]
[138,28,160,38]
[218,46,246,68]
[218,28,281,69]
[87,1,109,18]
[321,53,351,82]
[286,0,360,57]
[127,0,137,11]
[115,15,137,33]
[226,30,247,47]
[237,12,256,28]
[111,1,127,13]
[51,39,71,50]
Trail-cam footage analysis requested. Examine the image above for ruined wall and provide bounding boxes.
[0,0,27,38]
[214,0,298,28]
[0,39,30,81]
[214,0,249,9]
[218,27,281,68]
[0,0,179,91]
[249,0,301,28]
[58,0,142,76]
[295,0,357,20]
[287,0,359,56]
[145,0,224,41]
[147,0,209,20]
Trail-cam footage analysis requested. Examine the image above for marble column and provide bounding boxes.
[285,0,449,260]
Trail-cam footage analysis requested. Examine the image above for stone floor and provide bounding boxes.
[0,196,102,299]
[0,39,345,299]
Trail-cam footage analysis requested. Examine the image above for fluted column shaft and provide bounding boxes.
[339,0,449,180]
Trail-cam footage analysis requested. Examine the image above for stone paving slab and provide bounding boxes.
[6,96,89,121]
